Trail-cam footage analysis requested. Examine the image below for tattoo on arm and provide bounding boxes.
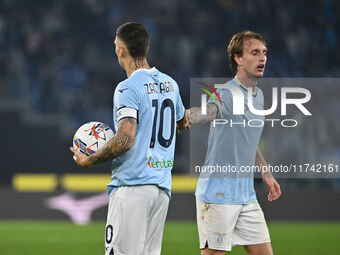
[189,104,218,125]
[88,118,137,165]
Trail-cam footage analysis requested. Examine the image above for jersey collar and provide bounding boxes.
[234,77,257,97]
[131,67,157,77]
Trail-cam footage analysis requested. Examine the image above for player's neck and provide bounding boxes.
[235,73,259,93]
[126,58,150,78]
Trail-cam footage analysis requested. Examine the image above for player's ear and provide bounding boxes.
[234,54,242,66]
[117,45,126,58]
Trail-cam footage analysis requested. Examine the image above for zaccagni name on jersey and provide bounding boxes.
[144,81,174,94]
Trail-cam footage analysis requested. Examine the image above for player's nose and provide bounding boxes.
[259,52,266,62]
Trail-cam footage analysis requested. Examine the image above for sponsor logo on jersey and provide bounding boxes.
[147,157,174,168]
[118,88,128,93]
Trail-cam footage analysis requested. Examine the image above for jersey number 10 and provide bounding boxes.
[150,99,175,148]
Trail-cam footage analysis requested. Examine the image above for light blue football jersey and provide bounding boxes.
[195,78,265,204]
[107,67,185,198]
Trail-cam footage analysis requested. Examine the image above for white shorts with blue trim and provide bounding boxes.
[196,198,271,251]
[105,185,169,255]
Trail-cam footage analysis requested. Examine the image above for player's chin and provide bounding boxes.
[254,71,264,78]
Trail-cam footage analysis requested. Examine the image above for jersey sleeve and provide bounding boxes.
[114,82,140,111]
[207,89,232,118]
[174,81,185,121]
[176,92,185,121]
[114,82,140,123]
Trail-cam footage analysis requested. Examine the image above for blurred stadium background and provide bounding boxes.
[1,0,340,254]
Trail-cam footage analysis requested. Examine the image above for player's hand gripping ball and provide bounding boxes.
[73,121,114,156]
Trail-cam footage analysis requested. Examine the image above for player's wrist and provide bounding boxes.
[83,156,94,168]
[261,170,273,179]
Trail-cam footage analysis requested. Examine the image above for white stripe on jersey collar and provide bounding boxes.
[234,76,257,96]
[131,67,156,76]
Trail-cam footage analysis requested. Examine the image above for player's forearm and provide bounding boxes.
[188,104,217,125]
[255,148,273,178]
[86,118,137,167]
[87,132,135,166]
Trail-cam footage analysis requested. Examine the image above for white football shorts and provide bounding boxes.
[196,198,271,251]
[105,185,169,255]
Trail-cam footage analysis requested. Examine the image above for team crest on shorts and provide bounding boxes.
[217,237,223,243]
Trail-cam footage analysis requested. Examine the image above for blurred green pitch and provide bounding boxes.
[0,221,339,255]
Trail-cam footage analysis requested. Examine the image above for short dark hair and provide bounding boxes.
[227,31,267,75]
[116,22,150,59]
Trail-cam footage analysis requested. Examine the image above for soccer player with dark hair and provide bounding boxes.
[188,31,281,255]
[71,22,189,255]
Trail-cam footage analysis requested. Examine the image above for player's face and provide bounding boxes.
[236,39,267,79]
[114,37,126,71]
